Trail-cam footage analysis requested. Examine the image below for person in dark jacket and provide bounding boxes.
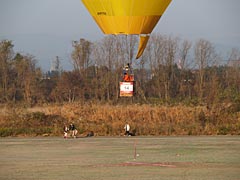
[69,123,78,138]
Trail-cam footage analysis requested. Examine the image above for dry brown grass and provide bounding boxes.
[0,102,239,136]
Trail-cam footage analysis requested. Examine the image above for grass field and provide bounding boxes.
[0,136,240,180]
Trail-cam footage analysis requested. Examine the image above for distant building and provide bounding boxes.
[42,56,62,80]
[228,59,240,67]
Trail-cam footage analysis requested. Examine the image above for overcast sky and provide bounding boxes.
[0,0,240,70]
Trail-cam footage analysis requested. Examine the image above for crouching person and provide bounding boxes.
[69,123,78,138]
[63,124,69,138]
[124,123,131,136]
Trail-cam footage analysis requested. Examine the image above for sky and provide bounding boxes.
[0,0,240,71]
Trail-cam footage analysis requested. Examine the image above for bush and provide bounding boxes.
[217,126,231,135]
[0,127,53,137]
[0,128,14,137]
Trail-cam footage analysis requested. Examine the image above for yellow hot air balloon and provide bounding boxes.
[81,0,171,59]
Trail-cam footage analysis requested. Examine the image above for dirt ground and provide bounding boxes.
[0,136,240,180]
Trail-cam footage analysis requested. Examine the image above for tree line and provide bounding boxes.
[0,33,239,106]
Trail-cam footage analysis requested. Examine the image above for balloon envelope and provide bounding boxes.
[81,0,172,58]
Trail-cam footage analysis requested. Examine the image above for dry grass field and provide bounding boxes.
[0,136,240,180]
[0,103,239,136]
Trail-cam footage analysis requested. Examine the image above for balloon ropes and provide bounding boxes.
[81,0,171,59]
[81,0,172,96]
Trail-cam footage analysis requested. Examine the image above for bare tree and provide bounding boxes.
[178,39,192,98]
[226,48,240,98]
[144,34,179,100]
[146,33,166,98]
[71,38,91,74]
[14,54,40,104]
[0,40,14,102]
[178,40,192,69]
[194,39,217,102]
[91,36,117,101]
[162,35,179,100]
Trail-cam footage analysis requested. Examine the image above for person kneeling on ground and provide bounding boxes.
[69,123,78,138]
[124,123,131,136]
[63,124,69,138]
